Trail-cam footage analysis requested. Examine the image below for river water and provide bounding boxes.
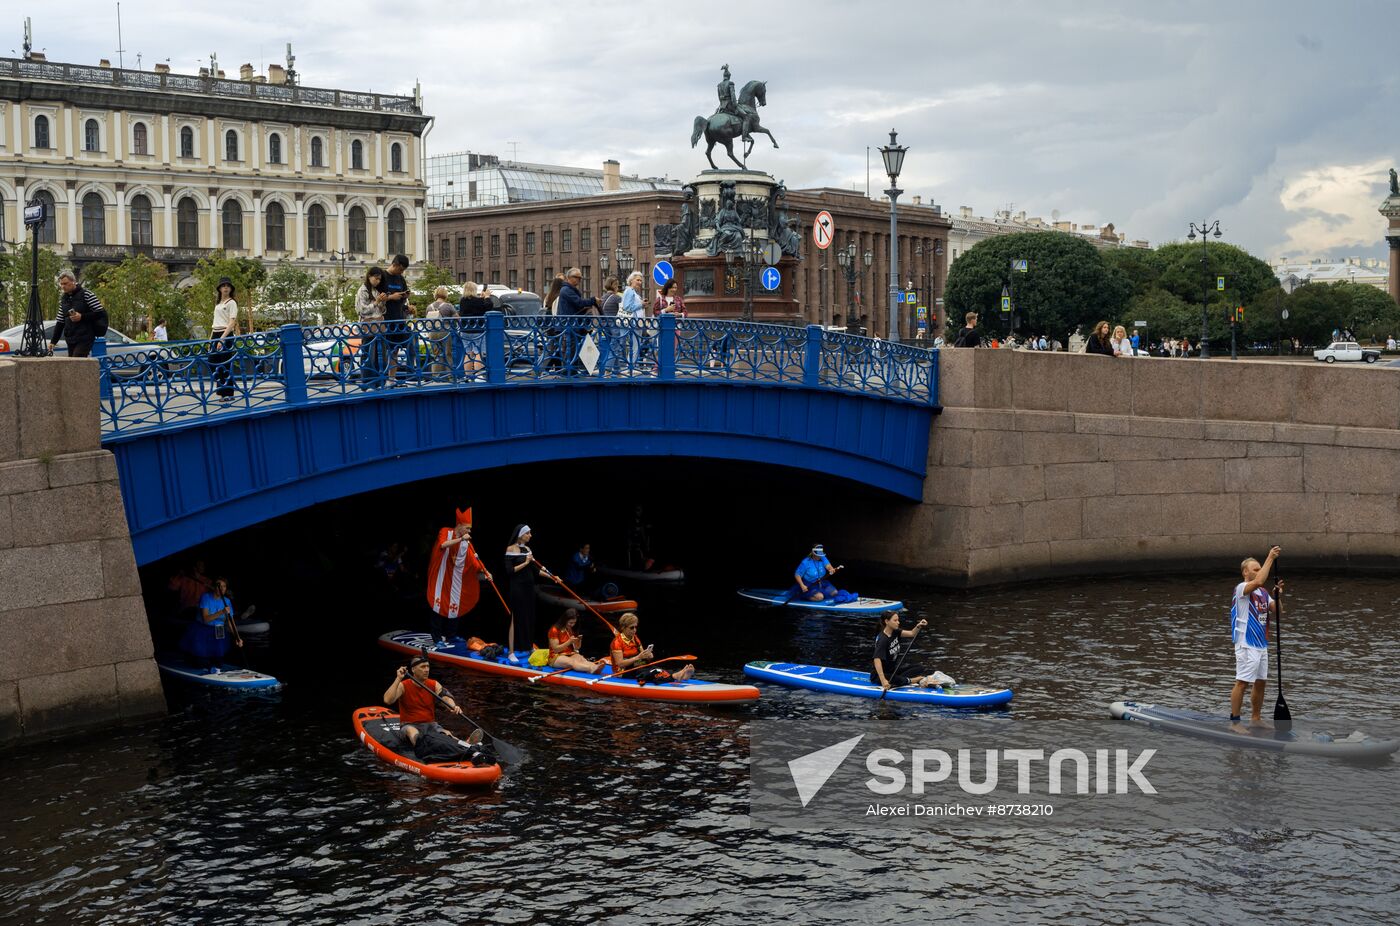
[2,571,1398,925]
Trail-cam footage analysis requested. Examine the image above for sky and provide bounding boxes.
[32,0,1400,261]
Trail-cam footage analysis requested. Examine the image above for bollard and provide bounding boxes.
[280,324,308,405]
[485,311,506,385]
[657,313,677,382]
[803,324,823,388]
[93,335,113,401]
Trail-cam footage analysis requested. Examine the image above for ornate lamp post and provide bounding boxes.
[19,199,50,357]
[836,242,873,333]
[599,251,610,287]
[615,247,635,288]
[879,130,907,343]
[1187,219,1221,359]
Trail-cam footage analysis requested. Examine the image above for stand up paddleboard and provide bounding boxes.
[744,661,1012,707]
[155,654,280,690]
[597,565,685,585]
[353,707,501,787]
[536,585,637,614]
[736,588,904,615]
[1109,701,1400,759]
[379,631,759,705]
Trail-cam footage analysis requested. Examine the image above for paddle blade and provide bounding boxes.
[489,736,525,766]
[1273,694,1292,731]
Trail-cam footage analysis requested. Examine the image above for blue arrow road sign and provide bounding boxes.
[761,267,781,291]
[653,260,675,287]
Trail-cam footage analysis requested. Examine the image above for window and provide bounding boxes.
[132,122,149,156]
[582,267,592,290]
[619,224,630,248]
[32,190,57,243]
[457,237,466,260]
[34,114,51,149]
[580,227,591,251]
[351,139,364,169]
[526,269,536,292]
[561,229,572,252]
[177,197,199,247]
[307,203,327,252]
[507,233,518,256]
[221,200,243,248]
[599,226,609,251]
[225,129,239,162]
[640,263,650,285]
[473,236,483,259]
[474,271,485,285]
[81,193,106,243]
[525,232,536,255]
[84,118,100,152]
[387,207,405,255]
[390,142,403,172]
[426,240,434,262]
[640,224,650,248]
[265,202,286,251]
[490,234,500,258]
[310,136,323,167]
[544,266,553,282]
[129,194,154,246]
[543,230,553,254]
[509,270,518,288]
[268,132,282,164]
[348,206,367,253]
[180,125,194,158]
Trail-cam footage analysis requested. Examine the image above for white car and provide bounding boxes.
[1313,341,1381,364]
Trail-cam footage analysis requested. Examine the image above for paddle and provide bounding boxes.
[535,561,620,636]
[407,650,524,764]
[585,654,698,686]
[878,623,923,701]
[1272,563,1292,732]
[226,604,254,668]
[772,565,844,608]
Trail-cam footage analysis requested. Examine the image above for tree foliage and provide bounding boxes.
[410,262,457,311]
[0,244,64,330]
[188,253,266,334]
[1274,283,1400,347]
[260,259,320,326]
[89,255,187,339]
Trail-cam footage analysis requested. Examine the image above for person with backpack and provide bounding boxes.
[50,269,109,358]
[951,312,979,348]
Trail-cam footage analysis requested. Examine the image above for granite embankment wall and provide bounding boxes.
[846,348,1400,587]
[0,358,164,743]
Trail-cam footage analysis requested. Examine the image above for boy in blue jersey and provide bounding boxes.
[1229,546,1282,733]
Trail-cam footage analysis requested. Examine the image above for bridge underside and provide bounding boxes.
[109,382,933,565]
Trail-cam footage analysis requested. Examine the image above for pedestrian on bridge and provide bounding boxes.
[50,269,109,358]
[210,277,241,401]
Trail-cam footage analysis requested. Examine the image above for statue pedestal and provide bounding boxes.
[1381,193,1400,306]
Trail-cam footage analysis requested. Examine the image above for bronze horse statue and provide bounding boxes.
[691,80,779,170]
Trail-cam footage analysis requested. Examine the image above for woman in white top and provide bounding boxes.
[210,277,240,402]
[1112,325,1134,357]
[619,271,647,369]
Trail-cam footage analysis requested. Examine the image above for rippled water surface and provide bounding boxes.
[2,574,1398,925]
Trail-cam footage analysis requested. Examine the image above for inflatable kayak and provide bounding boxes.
[744,661,1013,706]
[352,707,502,787]
[597,565,685,585]
[156,654,280,689]
[536,584,637,614]
[736,588,904,614]
[379,630,759,705]
[1109,701,1400,759]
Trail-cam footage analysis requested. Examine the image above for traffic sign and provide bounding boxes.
[1000,296,1011,312]
[1281,309,1290,320]
[812,211,834,250]
[916,306,929,319]
[653,260,675,287]
[760,267,781,291]
[1011,259,1029,272]
[1216,276,1225,291]
[1134,320,1147,327]
[762,241,782,266]
[905,291,917,304]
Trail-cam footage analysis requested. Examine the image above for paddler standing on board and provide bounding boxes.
[426,507,493,649]
[1229,545,1283,734]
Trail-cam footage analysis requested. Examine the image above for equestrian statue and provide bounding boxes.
[691,64,780,170]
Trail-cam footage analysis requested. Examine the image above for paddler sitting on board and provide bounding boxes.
[1229,545,1283,735]
[871,612,938,691]
[384,654,491,764]
[426,507,493,649]
[610,612,694,682]
[791,544,858,604]
[547,609,604,674]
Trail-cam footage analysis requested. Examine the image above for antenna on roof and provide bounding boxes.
[284,43,297,85]
[22,16,32,58]
[508,141,519,161]
[209,52,218,77]
[116,2,125,69]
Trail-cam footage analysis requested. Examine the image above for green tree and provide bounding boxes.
[186,253,266,335]
[1281,283,1400,347]
[0,244,64,330]
[260,259,319,326]
[410,262,456,312]
[1102,247,1162,299]
[1125,287,1196,341]
[90,255,187,339]
[943,232,1129,340]
[1148,241,1278,348]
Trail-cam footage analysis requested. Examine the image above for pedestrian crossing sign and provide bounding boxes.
[1000,296,1011,312]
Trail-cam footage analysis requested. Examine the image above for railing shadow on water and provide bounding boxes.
[94,313,939,437]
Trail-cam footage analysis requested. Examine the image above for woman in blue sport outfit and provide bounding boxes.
[794,544,840,601]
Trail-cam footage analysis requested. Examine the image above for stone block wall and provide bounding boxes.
[845,349,1400,587]
[0,357,164,743]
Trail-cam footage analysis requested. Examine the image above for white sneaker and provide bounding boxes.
[507,652,521,665]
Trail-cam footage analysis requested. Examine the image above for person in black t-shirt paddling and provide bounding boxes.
[871,612,929,690]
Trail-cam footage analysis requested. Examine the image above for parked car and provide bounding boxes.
[0,322,152,378]
[1313,341,1381,364]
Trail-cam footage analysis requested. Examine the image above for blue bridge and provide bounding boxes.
[96,313,940,565]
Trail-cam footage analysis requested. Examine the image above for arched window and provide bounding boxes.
[84,118,100,152]
[180,125,195,158]
[351,139,363,170]
[81,192,106,243]
[130,194,154,246]
[34,114,51,149]
[177,197,200,248]
[390,142,402,172]
[307,203,327,252]
[387,207,405,256]
[265,202,286,251]
[348,206,367,254]
[32,190,57,243]
[268,132,281,165]
[225,129,239,162]
[132,122,149,156]
[310,136,323,167]
[222,200,244,249]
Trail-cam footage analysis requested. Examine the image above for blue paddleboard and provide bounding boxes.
[736,588,904,614]
[156,654,281,690]
[744,661,1013,706]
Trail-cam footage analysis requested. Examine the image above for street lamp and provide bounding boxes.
[1187,219,1222,359]
[599,250,610,286]
[836,242,873,334]
[615,247,635,284]
[879,129,907,342]
[19,199,50,356]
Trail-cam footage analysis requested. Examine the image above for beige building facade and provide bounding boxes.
[0,54,430,277]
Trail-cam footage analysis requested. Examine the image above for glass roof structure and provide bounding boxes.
[427,151,682,211]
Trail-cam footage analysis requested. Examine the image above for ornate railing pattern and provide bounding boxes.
[94,314,938,438]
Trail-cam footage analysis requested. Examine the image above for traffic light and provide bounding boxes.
[1236,306,1244,322]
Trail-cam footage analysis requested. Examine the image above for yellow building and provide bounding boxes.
[0,52,430,278]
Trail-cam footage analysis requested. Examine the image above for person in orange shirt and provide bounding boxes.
[546,609,602,674]
[609,612,694,681]
[383,654,477,749]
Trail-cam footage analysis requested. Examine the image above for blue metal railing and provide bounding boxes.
[94,313,939,437]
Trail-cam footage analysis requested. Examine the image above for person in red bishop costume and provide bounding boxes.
[425,507,492,648]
